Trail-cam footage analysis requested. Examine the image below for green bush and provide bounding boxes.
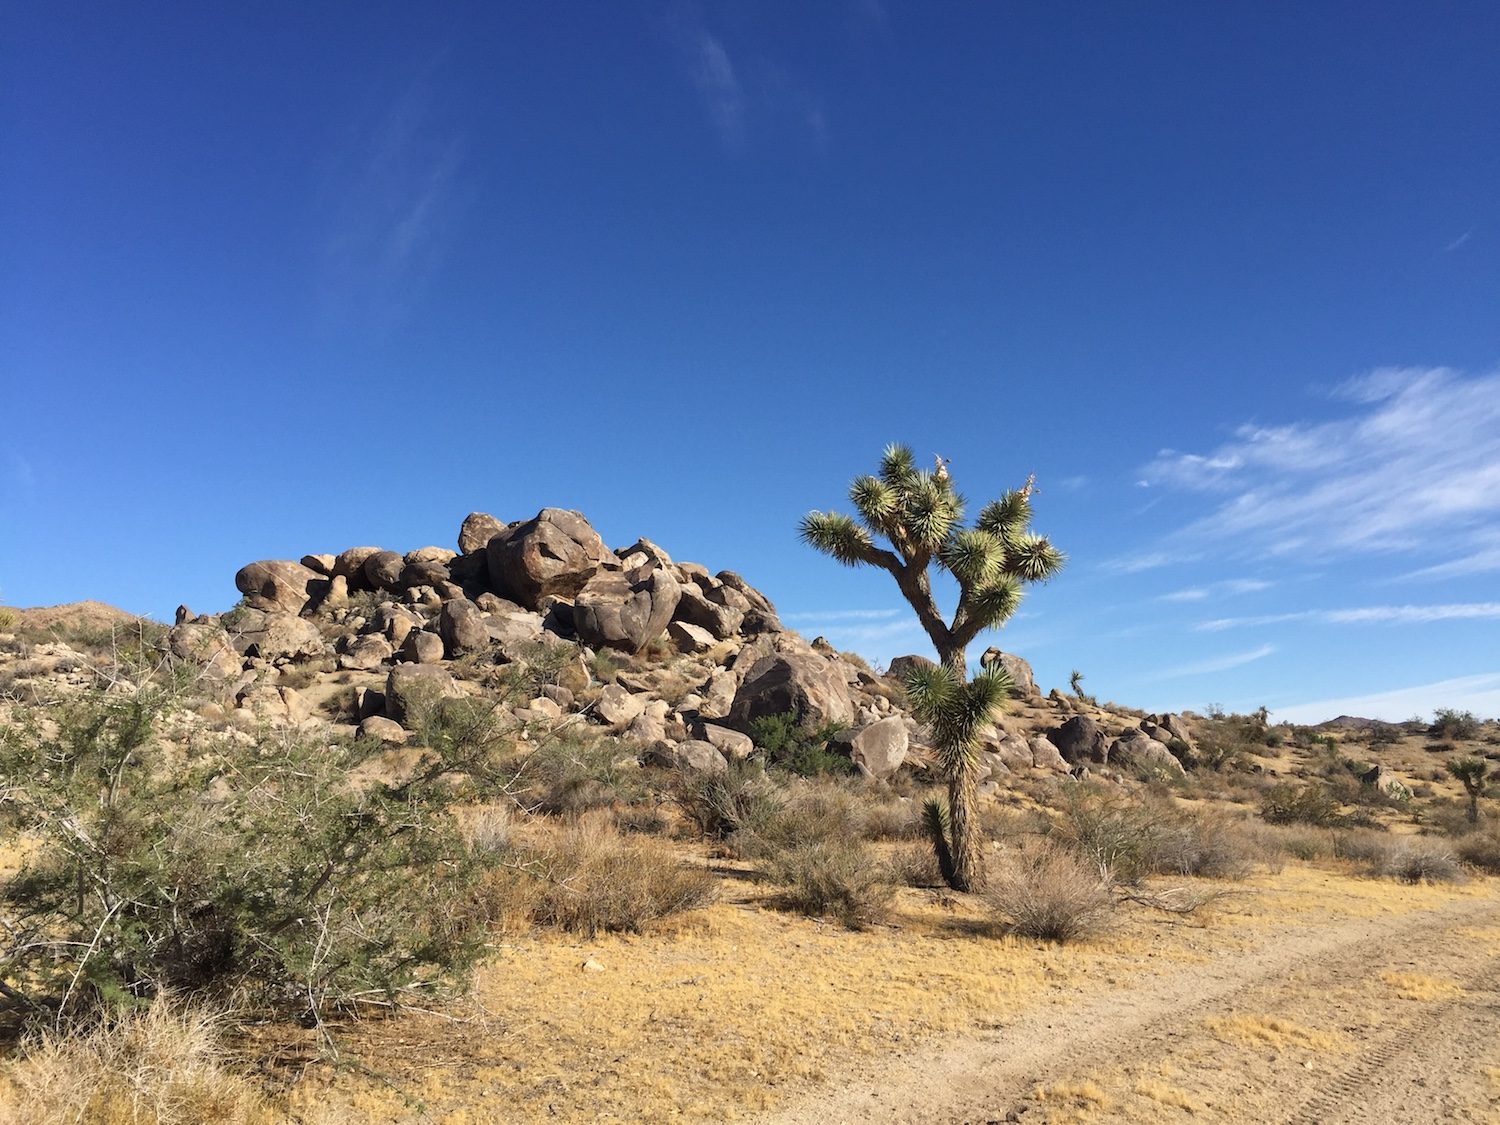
[747,712,854,777]
[1432,709,1480,741]
[1260,782,1343,826]
[0,688,491,1029]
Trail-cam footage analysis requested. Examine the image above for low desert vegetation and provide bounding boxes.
[987,838,1115,942]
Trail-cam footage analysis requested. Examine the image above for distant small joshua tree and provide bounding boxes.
[1446,756,1490,826]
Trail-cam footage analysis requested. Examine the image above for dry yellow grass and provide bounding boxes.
[2,997,278,1125]
[1133,1078,1202,1112]
[1204,1013,1344,1053]
[1379,970,1467,1001]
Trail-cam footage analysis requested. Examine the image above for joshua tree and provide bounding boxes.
[799,444,1064,891]
[1446,756,1490,826]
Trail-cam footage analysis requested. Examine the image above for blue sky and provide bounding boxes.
[2,3,1497,723]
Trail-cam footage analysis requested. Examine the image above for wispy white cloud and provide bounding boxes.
[1158,587,1210,603]
[1157,577,1271,603]
[317,78,465,333]
[1393,529,1500,582]
[1101,550,1199,574]
[1444,227,1474,252]
[1159,643,1276,678]
[1273,672,1500,724]
[1141,367,1500,567]
[679,29,745,150]
[664,9,829,152]
[1198,601,1500,631]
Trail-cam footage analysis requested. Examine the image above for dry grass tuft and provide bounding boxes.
[5,996,276,1125]
[1133,1079,1201,1112]
[1033,1079,1114,1111]
[1205,1013,1343,1052]
[987,839,1115,943]
[1379,971,1466,1001]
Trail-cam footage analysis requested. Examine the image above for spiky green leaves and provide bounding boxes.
[879,443,919,489]
[940,528,1004,587]
[904,663,1013,775]
[850,475,899,531]
[798,511,876,567]
[977,489,1032,545]
[1006,534,1066,583]
[964,578,1023,633]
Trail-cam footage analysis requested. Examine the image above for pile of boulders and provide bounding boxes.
[164,507,1201,792]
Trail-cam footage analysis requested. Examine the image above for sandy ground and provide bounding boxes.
[764,883,1500,1125]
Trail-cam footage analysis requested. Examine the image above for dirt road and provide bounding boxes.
[764,885,1500,1124]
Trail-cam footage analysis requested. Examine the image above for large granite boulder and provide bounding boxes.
[1050,715,1109,765]
[362,550,406,593]
[727,653,855,730]
[439,597,490,657]
[236,612,325,662]
[168,621,243,682]
[672,583,745,640]
[572,564,682,654]
[234,560,326,615]
[1108,731,1187,778]
[847,717,909,778]
[979,648,1038,697]
[486,508,613,609]
[887,653,938,683]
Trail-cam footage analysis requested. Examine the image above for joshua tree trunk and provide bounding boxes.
[1468,791,1480,826]
[936,642,984,891]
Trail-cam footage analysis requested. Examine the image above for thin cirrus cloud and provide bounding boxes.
[1141,367,1500,569]
[1197,601,1500,631]
[1158,643,1276,678]
[781,608,906,623]
[665,10,828,152]
[1157,578,1272,603]
[316,79,466,333]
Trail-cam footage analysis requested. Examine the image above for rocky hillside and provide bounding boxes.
[92,506,1203,789]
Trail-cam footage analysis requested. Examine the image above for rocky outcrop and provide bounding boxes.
[458,512,508,555]
[385,664,460,727]
[572,564,681,654]
[486,508,613,609]
[980,648,1037,697]
[438,598,489,657]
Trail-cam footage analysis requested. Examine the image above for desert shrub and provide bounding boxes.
[1329,828,1394,864]
[674,761,784,842]
[613,803,671,836]
[0,606,16,631]
[1149,814,1257,880]
[1378,840,1463,884]
[1432,709,1480,741]
[885,841,944,887]
[1454,826,1500,874]
[1251,824,1332,862]
[748,712,854,777]
[523,730,645,816]
[502,820,719,936]
[589,648,622,684]
[862,794,921,840]
[762,838,894,930]
[987,840,1114,943]
[1260,782,1343,826]
[7,995,275,1125]
[754,780,865,850]
[0,688,491,1029]
[1048,789,1157,883]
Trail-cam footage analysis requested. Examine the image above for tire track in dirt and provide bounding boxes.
[1283,961,1500,1125]
[761,892,1500,1125]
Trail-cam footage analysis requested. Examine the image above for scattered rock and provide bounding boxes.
[573,563,682,653]
[234,560,326,615]
[385,663,461,727]
[487,508,613,609]
[358,715,409,743]
[1050,715,1109,765]
[848,717,909,778]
